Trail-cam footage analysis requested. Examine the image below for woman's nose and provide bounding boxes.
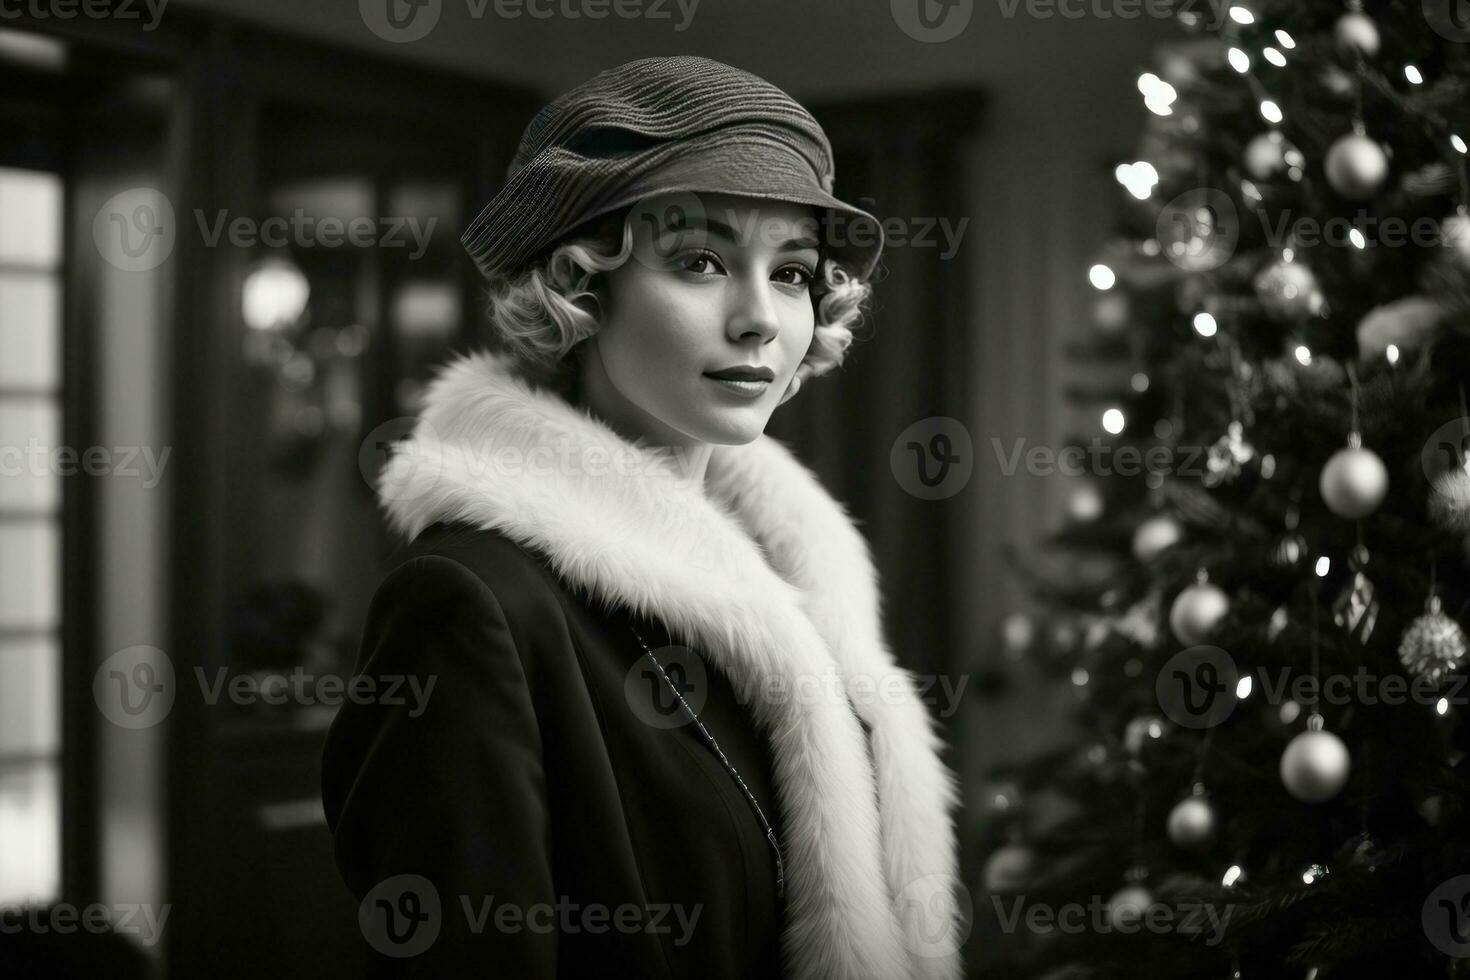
[725,276,781,345]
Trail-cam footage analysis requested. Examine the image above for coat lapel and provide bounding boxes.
[378,349,963,980]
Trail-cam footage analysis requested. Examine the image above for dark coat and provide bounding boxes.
[321,520,787,978]
[322,349,963,980]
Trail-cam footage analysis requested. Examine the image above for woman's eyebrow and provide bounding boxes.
[698,214,821,251]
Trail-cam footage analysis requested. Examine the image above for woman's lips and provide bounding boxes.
[703,374,771,399]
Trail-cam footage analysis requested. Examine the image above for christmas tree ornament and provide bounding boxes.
[1170,572,1230,645]
[1107,882,1155,930]
[1440,209,1470,270]
[1253,255,1324,322]
[1334,9,1380,57]
[1429,465,1470,533]
[1355,295,1445,362]
[1324,130,1389,200]
[1204,419,1256,487]
[1167,785,1217,849]
[981,843,1035,893]
[1333,543,1381,643]
[1115,589,1164,650]
[1244,130,1288,180]
[1280,714,1351,803]
[1271,504,1308,570]
[1319,432,1388,519]
[1398,594,1468,685]
[1133,513,1183,562]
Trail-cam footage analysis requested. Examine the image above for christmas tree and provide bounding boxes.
[973,2,1470,978]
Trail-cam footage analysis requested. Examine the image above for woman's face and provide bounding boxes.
[583,192,822,447]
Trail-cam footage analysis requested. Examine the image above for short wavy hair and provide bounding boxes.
[476,203,876,401]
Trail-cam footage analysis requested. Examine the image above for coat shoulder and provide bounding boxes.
[390,519,572,627]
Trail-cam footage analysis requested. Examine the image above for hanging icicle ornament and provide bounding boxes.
[1333,542,1381,643]
[1282,713,1352,804]
[1170,569,1231,646]
[1399,593,1468,686]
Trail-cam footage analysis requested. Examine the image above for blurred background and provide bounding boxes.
[0,0,1184,976]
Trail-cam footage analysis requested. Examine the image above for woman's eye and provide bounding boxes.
[677,250,724,275]
[774,264,815,288]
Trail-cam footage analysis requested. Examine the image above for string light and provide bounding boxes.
[1089,264,1116,289]
[1222,864,1244,887]
[1130,372,1149,392]
[1115,161,1159,199]
[1404,64,1424,85]
[1295,344,1313,366]
[1263,47,1286,67]
[1229,5,1255,25]
[1314,555,1331,577]
[1386,343,1400,365]
[1274,29,1295,49]
[1260,100,1283,124]
[1452,134,1468,154]
[1227,47,1251,73]
[1193,312,1217,337]
[1437,697,1450,716]
[1349,228,1367,248]
[1236,675,1253,699]
[1102,408,1126,434]
[1137,72,1177,116]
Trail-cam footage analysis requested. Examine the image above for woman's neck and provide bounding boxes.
[572,341,713,491]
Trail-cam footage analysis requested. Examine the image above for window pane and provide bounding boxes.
[0,520,59,629]
[0,761,60,904]
[0,396,61,512]
[0,168,62,269]
[0,271,61,389]
[0,637,59,755]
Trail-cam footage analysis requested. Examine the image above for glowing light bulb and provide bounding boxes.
[1263,47,1286,67]
[1405,64,1423,85]
[1102,408,1126,434]
[1227,47,1250,72]
[1260,100,1283,124]
[1229,6,1254,24]
[1314,555,1330,577]
[1274,29,1295,49]
[1089,264,1116,290]
[1193,312,1217,337]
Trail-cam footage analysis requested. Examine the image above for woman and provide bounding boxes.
[321,55,963,980]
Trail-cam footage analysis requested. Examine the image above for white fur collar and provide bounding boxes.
[378,349,963,980]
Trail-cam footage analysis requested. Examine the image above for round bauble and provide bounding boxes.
[1280,728,1351,803]
[1253,258,1323,322]
[1169,582,1230,645]
[982,844,1036,893]
[1320,444,1389,519]
[1398,597,1468,685]
[1334,11,1380,57]
[1325,133,1389,200]
[1167,795,1217,848]
[1107,885,1155,930]
[1133,514,1183,562]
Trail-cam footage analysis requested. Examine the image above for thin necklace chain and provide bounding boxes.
[628,622,786,902]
